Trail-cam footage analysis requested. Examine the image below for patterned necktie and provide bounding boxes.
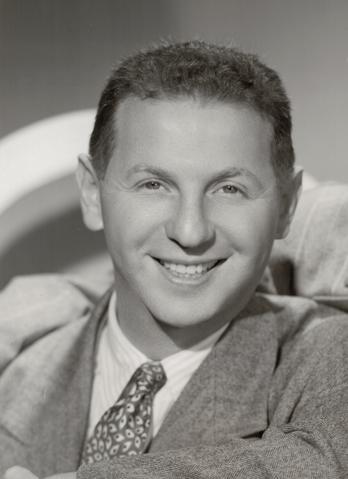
[81,361,166,465]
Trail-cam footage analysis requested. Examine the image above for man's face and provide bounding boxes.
[86,97,290,340]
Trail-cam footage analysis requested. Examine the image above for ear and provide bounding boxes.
[275,168,303,239]
[76,154,104,231]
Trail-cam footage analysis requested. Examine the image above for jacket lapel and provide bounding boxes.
[150,295,279,451]
[0,290,110,477]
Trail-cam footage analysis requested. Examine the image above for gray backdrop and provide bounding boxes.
[1,0,347,181]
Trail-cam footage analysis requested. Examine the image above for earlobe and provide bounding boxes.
[76,154,104,231]
[275,168,303,239]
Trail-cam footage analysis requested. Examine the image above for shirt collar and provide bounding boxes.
[106,291,229,367]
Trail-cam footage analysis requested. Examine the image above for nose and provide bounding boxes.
[165,196,215,250]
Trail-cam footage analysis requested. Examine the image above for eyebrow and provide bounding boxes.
[126,165,174,182]
[126,164,264,189]
[209,167,264,189]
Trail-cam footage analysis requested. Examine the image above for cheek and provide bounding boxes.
[214,202,278,254]
[100,195,169,253]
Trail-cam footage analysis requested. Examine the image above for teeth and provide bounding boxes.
[160,260,217,276]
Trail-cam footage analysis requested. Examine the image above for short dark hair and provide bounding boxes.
[89,40,295,189]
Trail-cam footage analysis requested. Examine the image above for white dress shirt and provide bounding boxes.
[88,292,229,437]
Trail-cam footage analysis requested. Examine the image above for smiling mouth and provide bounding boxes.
[154,258,224,279]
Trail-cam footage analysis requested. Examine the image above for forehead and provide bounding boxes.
[109,96,274,181]
[115,95,272,140]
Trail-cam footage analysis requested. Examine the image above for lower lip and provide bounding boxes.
[154,259,221,286]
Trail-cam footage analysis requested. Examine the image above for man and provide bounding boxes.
[1,41,348,479]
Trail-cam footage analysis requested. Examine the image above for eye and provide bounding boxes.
[215,183,244,196]
[139,180,164,191]
[220,184,240,194]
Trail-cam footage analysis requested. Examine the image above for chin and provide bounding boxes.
[151,298,228,330]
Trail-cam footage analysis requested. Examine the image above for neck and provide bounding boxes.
[113,285,233,360]
[116,291,181,360]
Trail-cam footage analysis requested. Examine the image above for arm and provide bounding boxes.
[77,411,347,479]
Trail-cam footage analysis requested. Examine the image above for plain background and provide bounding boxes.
[1,0,348,182]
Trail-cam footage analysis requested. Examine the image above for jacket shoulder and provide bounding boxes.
[246,292,347,348]
[0,274,95,373]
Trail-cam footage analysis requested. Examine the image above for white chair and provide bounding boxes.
[0,110,112,288]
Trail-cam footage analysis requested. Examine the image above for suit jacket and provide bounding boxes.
[1,276,348,478]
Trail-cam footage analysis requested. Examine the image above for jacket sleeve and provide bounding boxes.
[77,408,348,478]
[77,318,348,479]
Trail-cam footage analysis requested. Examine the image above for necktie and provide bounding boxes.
[81,361,166,465]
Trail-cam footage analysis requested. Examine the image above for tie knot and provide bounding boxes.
[133,361,166,395]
